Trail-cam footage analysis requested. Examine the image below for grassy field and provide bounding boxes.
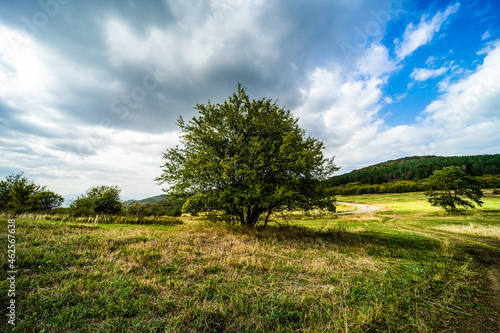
[339,192,500,241]
[1,193,499,332]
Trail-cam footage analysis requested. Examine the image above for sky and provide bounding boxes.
[0,0,499,201]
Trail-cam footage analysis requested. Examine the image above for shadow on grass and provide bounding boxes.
[483,209,500,214]
[224,223,362,244]
[221,223,443,254]
[214,224,461,267]
[359,231,443,253]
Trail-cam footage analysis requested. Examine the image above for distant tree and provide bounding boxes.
[31,191,65,211]
[157,84,338,228]
[424,166,483,212]
[70,185,123,216]
[0,173,64,212]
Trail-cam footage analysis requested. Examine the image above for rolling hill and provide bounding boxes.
[329,154,500,186]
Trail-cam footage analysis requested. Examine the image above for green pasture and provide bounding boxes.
[1,192,499,332]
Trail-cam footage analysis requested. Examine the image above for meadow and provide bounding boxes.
[1,193,499,332]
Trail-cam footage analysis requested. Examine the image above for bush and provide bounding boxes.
[70,185,123,217]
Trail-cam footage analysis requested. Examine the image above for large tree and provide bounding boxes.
[157,84,338,227]
[424,166,483,211]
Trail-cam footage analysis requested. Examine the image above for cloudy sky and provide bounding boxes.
[1,0,499,201]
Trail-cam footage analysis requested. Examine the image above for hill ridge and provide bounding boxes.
[330,154,500,186]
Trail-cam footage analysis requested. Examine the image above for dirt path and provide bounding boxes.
[384,217,500,332]
[336,202,380,214]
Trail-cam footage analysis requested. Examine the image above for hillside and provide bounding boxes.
[125,194,167,204]
[329,154,500,186]
[124,194,182,217]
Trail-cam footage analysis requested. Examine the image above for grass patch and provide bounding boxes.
[433,223,500,240]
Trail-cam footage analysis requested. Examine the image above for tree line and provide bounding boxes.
[328,154,500,187]
[0,174,183,219]
[328,174,500,196]
[0,173,63,213]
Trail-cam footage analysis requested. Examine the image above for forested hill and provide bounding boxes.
[329,154,500,186]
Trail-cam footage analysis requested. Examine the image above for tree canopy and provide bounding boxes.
[157,84,338,227]
[424,166,483,211]
[0,173,64,212]
[70,185,123,216]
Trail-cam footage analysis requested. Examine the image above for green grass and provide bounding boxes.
[339,193,500,241]
[1,193,499,332]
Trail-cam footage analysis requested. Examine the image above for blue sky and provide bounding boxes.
[0,0,499,200]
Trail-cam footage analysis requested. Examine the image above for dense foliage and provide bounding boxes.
[70,185,123,216]
[327,174,500,196]
[0,173,64,212]
[157,84,338,227]
[125,196,183,217]
[329,154,500,186]
[424,166,484,211]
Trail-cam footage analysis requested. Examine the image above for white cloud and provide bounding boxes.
[343,41,500,169]
[476,40,497,55]
[424,41,500,127]
[295,67,384,148]
[482,30,491,40]
[300,38,500,173]
[294,44,397,169]
[1,120,180,199]
[104,1,281,81]
[410,66,448,81]
[395,3,460,60]
[357,44,400,77]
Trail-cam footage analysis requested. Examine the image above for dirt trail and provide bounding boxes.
[336,202,380,214]
[384,217,500,332]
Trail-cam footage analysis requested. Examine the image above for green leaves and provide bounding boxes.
[424,166,484,212]
[70,185,123,216]
[0,173,63,212]
[157,84,338,227]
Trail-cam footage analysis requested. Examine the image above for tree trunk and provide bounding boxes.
[263,209,272,229]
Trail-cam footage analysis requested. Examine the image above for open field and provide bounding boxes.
[1,193,499,332]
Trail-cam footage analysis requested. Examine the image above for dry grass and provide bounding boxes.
[0,216,477,332]
[433,223,500,240]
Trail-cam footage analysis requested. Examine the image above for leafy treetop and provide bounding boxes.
[70,185,123,216]
[157,84,338,227]
[0,173,63,212]
[424,166,483,212]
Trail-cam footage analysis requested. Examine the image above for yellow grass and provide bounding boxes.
[433,223,500,240]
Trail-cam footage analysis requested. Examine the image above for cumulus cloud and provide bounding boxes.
[395,3,460,60]
[0,0,400,198]
[335,40,500,170]
[294,43,398,169]
[424,41,500,129]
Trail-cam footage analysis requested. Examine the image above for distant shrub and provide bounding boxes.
[70,185,122,217]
